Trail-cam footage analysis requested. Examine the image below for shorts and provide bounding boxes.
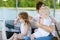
[35,35,52,40]
[24,36,30,40]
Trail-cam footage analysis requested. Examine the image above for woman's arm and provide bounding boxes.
[50,16,60,24]
[36,22,54,33]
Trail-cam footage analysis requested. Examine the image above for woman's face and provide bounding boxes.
[38,4,45,14]
[39,10,43,15]
[38,9,45,18]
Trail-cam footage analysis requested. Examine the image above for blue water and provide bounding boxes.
[0,8,60,31]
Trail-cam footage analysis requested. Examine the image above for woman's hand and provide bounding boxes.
[36,20,43,27]
[36,22,40,27]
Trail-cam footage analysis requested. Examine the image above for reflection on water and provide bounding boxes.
[0,8,55,20]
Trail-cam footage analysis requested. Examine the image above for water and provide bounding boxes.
[0,8,60,31]
[0,21,3,31]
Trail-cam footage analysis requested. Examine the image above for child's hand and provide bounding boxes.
[14,21,17,25]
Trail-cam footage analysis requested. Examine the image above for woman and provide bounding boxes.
[31,1,59,40]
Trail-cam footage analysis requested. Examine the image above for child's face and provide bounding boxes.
[19,16,25,23]
[38,7,49,18]
[38,9,45,18]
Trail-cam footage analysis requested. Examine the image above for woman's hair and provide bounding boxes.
[36,1,44,10]
[18,12,31,26]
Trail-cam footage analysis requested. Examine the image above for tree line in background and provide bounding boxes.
[0,0,60,9]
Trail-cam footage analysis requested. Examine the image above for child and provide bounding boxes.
[31,7,55,40]
[9,12,31,40]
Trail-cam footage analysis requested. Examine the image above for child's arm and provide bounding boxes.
[14,17,19,25]
[36,22,55,33]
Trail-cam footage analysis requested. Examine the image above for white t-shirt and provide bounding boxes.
[34,15,55,38]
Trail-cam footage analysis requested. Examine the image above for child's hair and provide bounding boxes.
[40,6,50,16]
[18,12,31,26]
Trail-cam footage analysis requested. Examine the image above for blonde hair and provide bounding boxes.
[40,6,50,16]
